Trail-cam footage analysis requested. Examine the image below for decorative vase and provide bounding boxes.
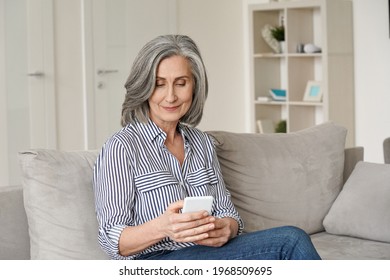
[279,41,286,53]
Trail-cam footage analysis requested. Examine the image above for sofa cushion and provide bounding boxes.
[18,149,108,260]
[323,161,390,243]
[207,122,347,234]
[311,231,390,260]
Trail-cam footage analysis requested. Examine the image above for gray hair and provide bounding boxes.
[121,34,208,127]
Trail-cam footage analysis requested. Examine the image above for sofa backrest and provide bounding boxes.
[0,185,30,260]
[207,122,349,234]
[343,147,364,183]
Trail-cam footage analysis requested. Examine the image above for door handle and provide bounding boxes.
[27,71,45,77]
[97,69,119,75]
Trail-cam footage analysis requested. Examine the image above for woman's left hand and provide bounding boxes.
[194,217,238,247]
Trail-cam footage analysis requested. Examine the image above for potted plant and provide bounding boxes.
[270,25,285,53]
[275,120,287,133]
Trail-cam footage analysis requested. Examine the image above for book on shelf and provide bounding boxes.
[257,96,272,102]
[269,89,286,101]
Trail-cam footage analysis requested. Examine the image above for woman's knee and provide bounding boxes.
[271,225,312,246]
[278,226,309,238]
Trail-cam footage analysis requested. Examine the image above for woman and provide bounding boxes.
[93,34,321,260]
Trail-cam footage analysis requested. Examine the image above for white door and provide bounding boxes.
[84,0,177,149]
[0,0,55,187]
[26,0,56,149]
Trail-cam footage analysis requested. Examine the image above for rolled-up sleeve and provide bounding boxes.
[93,137,135,260]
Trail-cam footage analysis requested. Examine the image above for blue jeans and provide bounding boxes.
[137,226,321,260]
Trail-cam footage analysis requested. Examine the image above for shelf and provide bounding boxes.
[289,101,323,107]
[254,100,286,105]
[254,53,322,58]
[255,100,323,107]
[247,0,355,145]
[253,53,284,58]
[287,53,322,58]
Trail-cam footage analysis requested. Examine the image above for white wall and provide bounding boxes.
[353,0,390,163]
[0,0,8,186]
[177,0,247,133]
[54,0,85,150]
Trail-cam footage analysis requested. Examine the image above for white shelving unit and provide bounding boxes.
[246,0,355,146]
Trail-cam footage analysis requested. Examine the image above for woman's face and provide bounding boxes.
[148,55,194,128]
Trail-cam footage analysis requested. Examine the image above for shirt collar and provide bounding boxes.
[134,119,190,146]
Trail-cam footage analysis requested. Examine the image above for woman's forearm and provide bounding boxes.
[118,218,166,256]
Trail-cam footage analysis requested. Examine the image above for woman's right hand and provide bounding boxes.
[159,200,216,243]
[118,200,216,256]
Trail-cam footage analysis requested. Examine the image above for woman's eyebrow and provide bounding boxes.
[156,76,191,80]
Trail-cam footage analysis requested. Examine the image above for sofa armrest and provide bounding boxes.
[0,185,30,259]
[343,147,364,184]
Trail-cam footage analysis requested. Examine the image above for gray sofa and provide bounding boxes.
[1,122,390,260]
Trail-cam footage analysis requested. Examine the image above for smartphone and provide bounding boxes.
[182,196,213,215]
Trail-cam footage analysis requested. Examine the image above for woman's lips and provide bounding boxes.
[163,106,179,112]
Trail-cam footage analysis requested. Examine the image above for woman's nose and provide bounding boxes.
[165,86,177,103]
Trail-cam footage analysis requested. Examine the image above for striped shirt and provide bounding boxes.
[93,119,244,260]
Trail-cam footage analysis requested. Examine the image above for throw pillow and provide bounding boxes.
[323,161,390,243]
[18,149,108,259]
[207,122,347,234]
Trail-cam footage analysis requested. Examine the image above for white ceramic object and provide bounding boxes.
[303,43,322,53]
